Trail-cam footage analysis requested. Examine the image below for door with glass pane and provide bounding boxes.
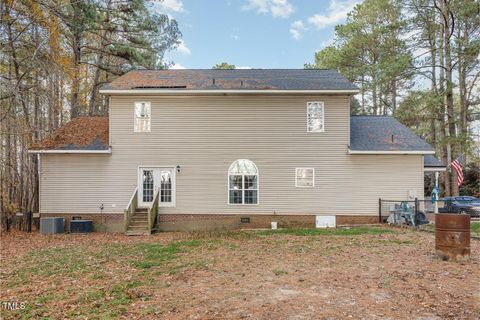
[138,168,175,208]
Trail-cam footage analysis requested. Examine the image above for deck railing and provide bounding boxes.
[148,189,160,234]
[124,187,138,232]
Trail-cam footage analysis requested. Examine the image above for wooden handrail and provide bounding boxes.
[124,187,138,232]
[148,188,160,234]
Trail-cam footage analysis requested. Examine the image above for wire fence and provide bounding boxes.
[379,198,433,226]
[0,212,39,232]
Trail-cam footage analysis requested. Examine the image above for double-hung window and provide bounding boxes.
[134,102,151,132]
[307,102,324,132]
[228,159,258,205]
[295,168,314,188]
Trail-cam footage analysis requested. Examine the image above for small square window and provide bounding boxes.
[295,168,314,188]
[134,102,151,132]
[307,102,324,133]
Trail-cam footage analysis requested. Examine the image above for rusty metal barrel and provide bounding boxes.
[435,214,470,261]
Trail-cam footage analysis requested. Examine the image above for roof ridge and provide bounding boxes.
[350,115,393,117]
[129,68,335,71]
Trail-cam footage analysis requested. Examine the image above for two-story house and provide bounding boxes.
[30,69,437,234]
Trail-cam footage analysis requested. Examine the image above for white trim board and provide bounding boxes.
[424,167,447,172]
[348,148,435,155]
[99,89,360,95]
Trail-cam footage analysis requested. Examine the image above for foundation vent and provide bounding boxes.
[315,215,336,228]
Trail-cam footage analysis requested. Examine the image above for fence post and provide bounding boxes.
[27,211,32,233]
[378,198,382,223]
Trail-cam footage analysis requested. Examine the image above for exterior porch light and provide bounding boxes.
[176,165,181,173]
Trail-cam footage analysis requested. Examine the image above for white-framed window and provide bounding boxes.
[134,102,151,132]
[228,159,258,205]
[295,168,315,188]
[307,101,324,132]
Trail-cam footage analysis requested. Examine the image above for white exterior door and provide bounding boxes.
[138,167,175,208]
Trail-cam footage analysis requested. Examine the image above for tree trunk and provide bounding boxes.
[436,0,450,196]
[457,22,468,159]
[70,32,82,118]
[88,55,103,115]
[391,79,397,116]
[372,65,378,115]
[361,75,365,113]
[441,0,458,196]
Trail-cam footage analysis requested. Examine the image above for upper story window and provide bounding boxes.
[228,159,258,205]
[307,101,324,133]
[134,102,151,132]
[295,168,314,187]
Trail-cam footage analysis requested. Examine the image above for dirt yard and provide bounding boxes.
[1,227,479,319]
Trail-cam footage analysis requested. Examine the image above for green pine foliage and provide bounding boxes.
[307,0,480,196]
[212,62,236,69]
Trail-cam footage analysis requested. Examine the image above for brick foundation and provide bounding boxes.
[158,214,379,232]
[40,213,123,233]
[40,213,379,233]
[336,215,379,225]
[158,214,316,231]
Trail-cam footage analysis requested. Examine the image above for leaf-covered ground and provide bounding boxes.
[1,227,479,319]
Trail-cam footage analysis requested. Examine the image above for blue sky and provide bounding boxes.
[154,0,363,69]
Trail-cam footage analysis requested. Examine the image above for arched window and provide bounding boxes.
[228,159,258,205]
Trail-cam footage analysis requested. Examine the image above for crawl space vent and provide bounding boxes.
[316,215,336,228]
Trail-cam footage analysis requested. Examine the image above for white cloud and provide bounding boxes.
[231,34,240,41]
[308,0,361,30]
[175,40,191,55]
[243,0,294,18]
[318,37,335,49]
[236,66,253,69]
[170,63,186,69]
[157,0,184,13]
[289,20,306,40]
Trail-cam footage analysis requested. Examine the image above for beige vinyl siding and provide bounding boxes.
[39,95,424,215]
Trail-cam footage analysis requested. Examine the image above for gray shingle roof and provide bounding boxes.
[102,69,359,91]
[424,154,445,168]
[350,116,434,152]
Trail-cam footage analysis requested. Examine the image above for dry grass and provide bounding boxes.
[1,227,479,319]
[421,221,480,238]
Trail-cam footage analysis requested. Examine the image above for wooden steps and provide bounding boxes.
[125,208,150,236]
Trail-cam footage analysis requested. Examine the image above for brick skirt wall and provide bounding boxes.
[158,214,379,232]
[336,215,379,225]
[40,213,123,232]
[40,213,379,233]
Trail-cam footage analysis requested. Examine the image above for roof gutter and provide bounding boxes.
[99,89,360,95]
[28,148,112,154]
[348,148,436,155]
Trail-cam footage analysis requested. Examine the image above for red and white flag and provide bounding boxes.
[451,157,464,186]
